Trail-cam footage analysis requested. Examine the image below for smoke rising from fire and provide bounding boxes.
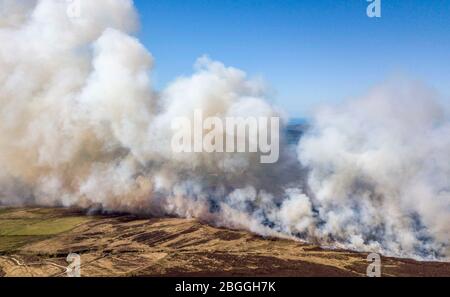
[0,0,448,260]
[298,82,450,259]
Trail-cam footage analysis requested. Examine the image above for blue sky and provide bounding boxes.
[134,0,450,117]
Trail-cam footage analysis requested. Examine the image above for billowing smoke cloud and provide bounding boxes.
[297,82,450,259]
[0,0,448,261]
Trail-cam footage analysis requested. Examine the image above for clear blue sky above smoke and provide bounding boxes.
[134,0,450,117]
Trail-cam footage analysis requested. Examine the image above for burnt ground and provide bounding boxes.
[0,207,448,277]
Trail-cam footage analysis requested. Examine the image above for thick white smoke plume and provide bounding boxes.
[0,0,448,260]
[298,82,450,259]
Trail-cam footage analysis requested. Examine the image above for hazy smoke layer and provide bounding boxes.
[0,0,448,260]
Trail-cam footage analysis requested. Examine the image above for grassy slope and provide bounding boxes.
[0,208,91,253]
[0,208,449,277]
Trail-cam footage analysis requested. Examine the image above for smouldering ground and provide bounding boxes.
[0,207,449,277]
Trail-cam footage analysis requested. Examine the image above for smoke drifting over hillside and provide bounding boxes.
[0,0,448,260]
